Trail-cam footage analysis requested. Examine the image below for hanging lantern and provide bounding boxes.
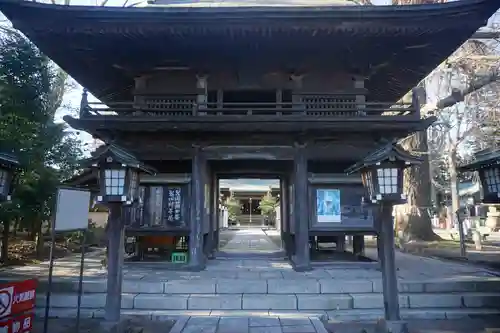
[85,144,155,205]
[346,143,422,204]
[459,149,500,204]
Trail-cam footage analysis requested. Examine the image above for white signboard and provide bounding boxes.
[54,188,91,231]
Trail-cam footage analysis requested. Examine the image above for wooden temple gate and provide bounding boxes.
[2,0,498,326]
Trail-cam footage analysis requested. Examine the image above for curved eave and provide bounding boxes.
[63,114,436,135]
[1,0,498,103]
[64,168,98,187]
[0,0,496,19]
[459,157,500,172]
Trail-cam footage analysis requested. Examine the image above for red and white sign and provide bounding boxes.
[0,312,34,333]
[0,280,36,320]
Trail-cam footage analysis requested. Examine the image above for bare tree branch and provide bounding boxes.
[421,71,500,114]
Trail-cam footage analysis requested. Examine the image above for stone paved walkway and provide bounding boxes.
[6,230,500,333]
[0,231,497,280]
[174,316,326,333]
[218,228,284,258]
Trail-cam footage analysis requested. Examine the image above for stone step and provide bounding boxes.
[36,307,500,321]
[35,292,500,311]
[34,277,500,295]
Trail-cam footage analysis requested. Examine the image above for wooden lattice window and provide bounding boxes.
[143,96,195,110]
[302,95,357,111]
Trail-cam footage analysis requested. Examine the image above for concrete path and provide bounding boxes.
[172,316,327,333]
[218,228,285,259]
[0,230,498,280]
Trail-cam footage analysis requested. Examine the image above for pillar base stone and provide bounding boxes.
[291,256,312,272]
[100,319,126,333]
[185,263,206,271]
[375,319,409,333]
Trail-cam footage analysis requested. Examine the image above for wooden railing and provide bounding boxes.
[82,94,417,118]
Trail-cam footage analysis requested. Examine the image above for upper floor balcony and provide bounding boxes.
[80,93,420,120]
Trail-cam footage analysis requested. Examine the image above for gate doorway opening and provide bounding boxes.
[216,177,284,258]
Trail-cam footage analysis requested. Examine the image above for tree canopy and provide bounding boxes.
[0,29,83,260]
[258,190,278,217]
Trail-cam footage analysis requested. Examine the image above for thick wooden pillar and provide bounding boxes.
[293,143,311,271]
[211,172,219,256]
[188,145,205,270]
[206,168,216,259]
[104,203,125,323]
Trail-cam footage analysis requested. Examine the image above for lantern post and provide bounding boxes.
[346,143,422,333]
[85,144,156,324]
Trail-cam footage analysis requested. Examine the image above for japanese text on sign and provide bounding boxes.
[166,187,182,223]
[0,312,33,333]
[0,279,36,320]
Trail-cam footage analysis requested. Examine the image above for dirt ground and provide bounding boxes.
[1,235,96,268]
[325,317,500,333]
[364,237,500,271]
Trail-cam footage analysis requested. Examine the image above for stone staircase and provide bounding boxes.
[7,229,499,322]
[33,262,500,321]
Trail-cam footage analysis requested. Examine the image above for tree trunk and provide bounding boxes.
[30,219,36,241]
[12,217,19,237]
[395,131,440,241]
[35,220,44,259]
[449,150,460,216]
[1,220,9,263]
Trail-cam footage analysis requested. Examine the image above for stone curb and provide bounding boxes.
[20,276,500,296]
[310,317,328,333]
[168,316,190,333]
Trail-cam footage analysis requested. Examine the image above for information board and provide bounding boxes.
[54,187,91,231]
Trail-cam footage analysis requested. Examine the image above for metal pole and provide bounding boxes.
[43,227,56,333]
[249,198,252,225]
[76,230,87,332]
[456,211,467,258]
[380,202,401,322]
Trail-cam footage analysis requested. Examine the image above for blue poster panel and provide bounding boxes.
[316,189,341,223]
